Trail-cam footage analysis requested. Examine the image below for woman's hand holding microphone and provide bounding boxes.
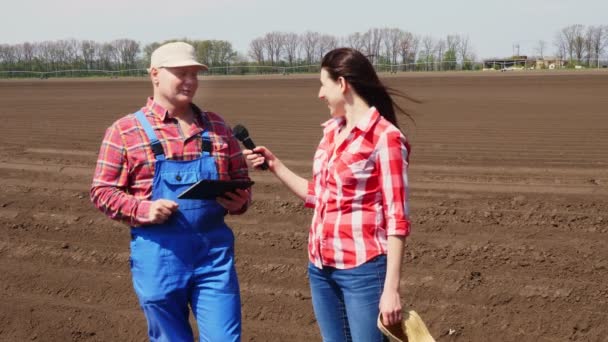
[243,147,280,172]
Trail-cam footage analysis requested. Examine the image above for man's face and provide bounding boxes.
[152,66,200,106]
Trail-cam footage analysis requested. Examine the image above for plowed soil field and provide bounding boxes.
[1,71,607,341]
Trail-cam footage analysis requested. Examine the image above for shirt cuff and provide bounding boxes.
[386,219,411,237]
[134,200,153,225]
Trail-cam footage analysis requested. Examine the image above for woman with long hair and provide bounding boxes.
[245,48,412,341]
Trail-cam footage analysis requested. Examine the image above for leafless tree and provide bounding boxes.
[263,31,285,65]
[554,32,567,60]
[112,39,140,69]
[51,40,69,67]
[572,29,586,63]
[0,44,17,67]
[361,28,383,64]
[39,40,67,70]
[68,39,81,64]
[444,35,461,70]
[98,43,118,70]
[34,41,50,70]
[587,25,608,67]
[345,32,365,51]
[558,24,585,62]
[18,42,37,68]
[12,44,25,66]
[445,35,461,54]
[283,33,300,66]
[584,28,595,66]
[535,40,547,59]
[81,40,97,70]
[421,35,435,70]
[604,25,608,57]
[397,31,413,64]
[318,34,338,61]
[249,37,265,65]
[383,28,401,65]
[302,31,321,64]
[458,35,471,63]
[435,39,446,70]
[398,32,417,70]
[410,35,420,65]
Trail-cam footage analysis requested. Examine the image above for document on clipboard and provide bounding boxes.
[177,179,254,200]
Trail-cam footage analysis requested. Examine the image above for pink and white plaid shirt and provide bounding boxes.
[305,107,411,269]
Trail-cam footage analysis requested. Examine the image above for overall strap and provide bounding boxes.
[200,112,213,156]
[135,110,166,160]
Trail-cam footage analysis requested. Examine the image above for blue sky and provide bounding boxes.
[2,0,607,58]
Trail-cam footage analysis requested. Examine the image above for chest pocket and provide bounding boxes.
[160,171,204,193]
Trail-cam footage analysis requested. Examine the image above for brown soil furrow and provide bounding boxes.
[2,74,607,341]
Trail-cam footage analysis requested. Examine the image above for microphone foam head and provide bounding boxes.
[233,124,249,141]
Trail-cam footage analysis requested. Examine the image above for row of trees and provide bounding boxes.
[551,25,608,67]
[0,29,476,74]
[0,38,237,74]
[0,39,141,72]
[1,25,607,75]
[248,29,475,71]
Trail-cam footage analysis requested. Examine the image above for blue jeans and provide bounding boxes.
[308,255,388,342]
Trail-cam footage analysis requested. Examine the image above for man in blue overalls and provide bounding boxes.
[91,41,251,341]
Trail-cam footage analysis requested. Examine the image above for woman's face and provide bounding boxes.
[318,68,346,118]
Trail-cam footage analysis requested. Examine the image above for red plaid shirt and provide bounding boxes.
[305,107,411,269]
[90,98,250,226]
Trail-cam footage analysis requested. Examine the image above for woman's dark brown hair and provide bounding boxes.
[321,48,415,128]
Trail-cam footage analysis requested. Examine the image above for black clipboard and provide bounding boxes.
[177,179,254,200]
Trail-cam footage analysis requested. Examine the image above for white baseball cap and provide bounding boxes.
[149,42,208,71]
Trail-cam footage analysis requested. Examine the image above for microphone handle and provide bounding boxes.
[243,137,269,170]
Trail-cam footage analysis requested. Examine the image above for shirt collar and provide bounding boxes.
[321,106,380,134]
[146,97,169,121]
[355,106,380,132]
[145,97,204,123]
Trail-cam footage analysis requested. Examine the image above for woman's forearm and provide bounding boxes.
[384,235,406,291]
[272,160,309,200]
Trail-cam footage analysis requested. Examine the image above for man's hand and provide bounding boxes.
[148,199,179,224]
[216,188,249,214]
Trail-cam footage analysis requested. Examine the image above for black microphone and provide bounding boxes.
[233,124,269,170]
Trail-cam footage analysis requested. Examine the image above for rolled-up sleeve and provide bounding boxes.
[376,131,411,236]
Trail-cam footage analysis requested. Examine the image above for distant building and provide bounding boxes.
[534,57,565,69]
[483,56,528,70]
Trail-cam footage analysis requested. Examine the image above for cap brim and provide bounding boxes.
[151,61,209,71]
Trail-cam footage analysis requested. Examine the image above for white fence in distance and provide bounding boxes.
[0,59,606,78]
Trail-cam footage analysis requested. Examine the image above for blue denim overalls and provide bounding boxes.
[129,110,241,342]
